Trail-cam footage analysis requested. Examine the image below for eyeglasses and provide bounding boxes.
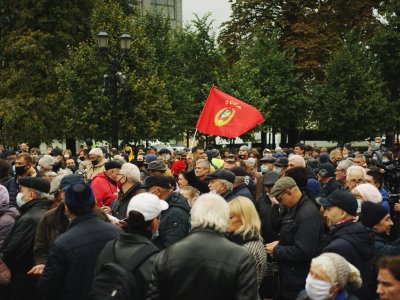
[349,179,364,185]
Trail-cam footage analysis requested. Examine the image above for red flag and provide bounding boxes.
[196,87,265,138]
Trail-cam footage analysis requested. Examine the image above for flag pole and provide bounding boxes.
[190,128,198,152]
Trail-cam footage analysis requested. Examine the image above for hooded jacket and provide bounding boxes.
[322,221,375,300]
[86,159,106,181]
[91,172,117,207]
[153,192,191,249]
[0,206,19,248]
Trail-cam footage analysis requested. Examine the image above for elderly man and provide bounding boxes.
[238,145,250,160]
[353,154,367,168]
[147,160,167,177]
[146,193,257,300]
[86,148,106,181]
[288,154,306,170]
[206,169,236,200]
[265,177,321,300]
[223,154,237,170]
[225,167,254,202]
[346,165,366,191]
[335,159,355,187]
[317,162,341,198]
[317,189,375,300]
[142,176,190,249]
[112,163,143,220]
[91,160,121,207]
[0,177,51,300]
[273,157,289,177]
[185,159,211,194]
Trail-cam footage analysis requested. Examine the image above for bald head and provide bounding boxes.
[288,155,306,170]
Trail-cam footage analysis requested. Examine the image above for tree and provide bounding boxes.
[0,0,95,146]
[313,35,389,143]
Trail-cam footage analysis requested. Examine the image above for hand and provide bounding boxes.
[27,264,45,276]
[101,206,112,215]
[265,241,279,256]
[394,203,400,212]
[112,219,127,228]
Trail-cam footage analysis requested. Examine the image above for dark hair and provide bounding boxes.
[166,176,176,191]
[313,148,320,154]
[367,167,384,188]
[286,166,308,189]
[192,146,204,154]
[158,148,171,155]
[304,145,313,152]
[0,159,10,178]
[126,211,153,239]
[376,256,400,281]
[295,143,306,152]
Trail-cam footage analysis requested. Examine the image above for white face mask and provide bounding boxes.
[37,166,42,172]
[273,167,282,174]
[16,192,27,208]
[305,274,333,300]
[261,165,268,172]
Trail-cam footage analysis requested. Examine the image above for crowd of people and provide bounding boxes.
[0,138,400,299]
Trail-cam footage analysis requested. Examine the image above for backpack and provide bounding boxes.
[88,240,159,300]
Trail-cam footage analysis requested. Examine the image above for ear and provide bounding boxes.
[149,216,160,233]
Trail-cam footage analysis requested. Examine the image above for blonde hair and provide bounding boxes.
[228,196,261,238]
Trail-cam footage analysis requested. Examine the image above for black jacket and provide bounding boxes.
[255,193,280,243]
[3,177,19,207]
[321,221,375,300]
[373,232,400,260]
[319,178,341,198]
[272,194,322,299]
[112,183,143,220]
[185,169,209,194]
[37,213,122,300]
[225,184,255,203]
[96,233,159,300]
[147,228,257,300]
[153,192,191,249]
[0,198,50,300]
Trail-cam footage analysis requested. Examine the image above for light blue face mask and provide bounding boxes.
[37,166,42,172]
[261,165,268,173]
[372,157,378,161]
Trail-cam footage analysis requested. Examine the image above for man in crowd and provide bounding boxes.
[318,189,375,299]
[91,160,121,207]
[223,154,237,170]
[273,157,288,177]
[0,177,50,300]
[206,169,236,200]
[142,176,190,249]
[346,165,366,191]
[335,159,354,187]
[147,160,167,177]
[376,256,400,300]
[112,162,143,220]
[266,177,321,300]
[86,148,106,181]
[317,162,341,197]
[353,154,368,168]
[294,143,306,156]
[225,167,254,202]
[146,193,257,300]
[185,158,211,194]
[238,145,250,160]
[37,182,121,299]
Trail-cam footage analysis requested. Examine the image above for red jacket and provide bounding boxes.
[90,172,117,207]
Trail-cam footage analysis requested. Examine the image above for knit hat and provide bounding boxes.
[354,183,382,203]
[38,154,55,170]
[360,201,389,228]
[311,253,362,289]
[89,148,103,157]
[64,182,95,209]
[0,185,9,208]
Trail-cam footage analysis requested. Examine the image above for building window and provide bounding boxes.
[151,0,175,20]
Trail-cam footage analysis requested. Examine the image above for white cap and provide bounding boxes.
[127,193,169,220]
[38,154,55,169]
[89,148,103,157]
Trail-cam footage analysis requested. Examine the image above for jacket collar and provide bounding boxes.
[20,198,50,214]
[70,212,97,227]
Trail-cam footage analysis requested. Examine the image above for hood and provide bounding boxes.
[331,221,375,260]
[167,192,191,213]
[92,171,107,181]
[0,206,20,219]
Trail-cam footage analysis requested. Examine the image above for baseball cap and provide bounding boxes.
[316,189,358,216]
[318,163,335,178]
[126,193,168,220]
[205,169,235,183]
[270,177,297,198]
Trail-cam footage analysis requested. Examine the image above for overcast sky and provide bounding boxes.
[182,0,232,33]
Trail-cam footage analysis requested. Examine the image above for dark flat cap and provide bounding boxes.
[60,174,85,191]
[19,177,50,193]
[263,171,280,186]
[274,157,288,167]
[260,156,276,163]
[205,169,235,183]
[147,160,167,171]
[270,177,297,198]
[229,167,247,177]
[105,160,122,171]
[141,175,171,189]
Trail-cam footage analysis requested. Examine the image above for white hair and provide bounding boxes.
[120,163,140,183]
[346,165,366,179]
[289,154,306,168]
[337,159,354,171]
[219,179,233,191]
[191,193,229,233]
[89,148,103,157]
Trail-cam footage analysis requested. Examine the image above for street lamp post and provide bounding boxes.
[97,31,132,149]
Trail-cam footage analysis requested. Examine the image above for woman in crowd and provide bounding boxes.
[227,196,267,300]
[297,252,362,300]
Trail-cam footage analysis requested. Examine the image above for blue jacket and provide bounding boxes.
[37,213,122,300]
[225,184,255,203]
[379,187,390,213]
[153,192,190,249]
[373,232,400,260]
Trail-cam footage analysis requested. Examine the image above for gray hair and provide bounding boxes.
[191,193,229,233]
[219,179,233,191]
[120,163,140,183]
[337,159,355,171]
[346,165,366,179]
[289,155,306,168]
[196,159,210,169]
[234,176,246,185]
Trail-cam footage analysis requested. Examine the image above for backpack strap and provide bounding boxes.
[113,242,159,273]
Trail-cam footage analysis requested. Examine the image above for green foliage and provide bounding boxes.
[313,36,389,143]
